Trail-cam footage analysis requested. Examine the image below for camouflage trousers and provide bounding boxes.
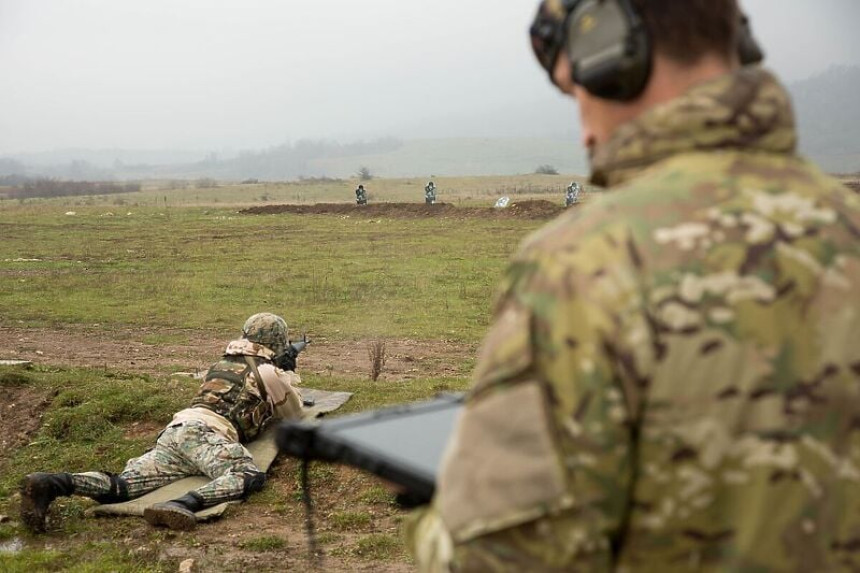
[71,420,258,507]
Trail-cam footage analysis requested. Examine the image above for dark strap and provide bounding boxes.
[302,457,322,567]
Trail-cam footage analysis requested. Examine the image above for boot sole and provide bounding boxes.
[143,505,197,531]
[19,476,48,533]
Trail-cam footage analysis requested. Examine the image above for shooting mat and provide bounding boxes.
[89,388,352,520]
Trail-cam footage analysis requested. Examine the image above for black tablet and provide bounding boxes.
[276,393,464,504]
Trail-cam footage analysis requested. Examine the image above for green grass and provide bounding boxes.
[330,510,372,531]
[0,365,193,496]
[0,203,541,342]
[239,535,287,552]
[0,541,165,572]
[351,533,403,560]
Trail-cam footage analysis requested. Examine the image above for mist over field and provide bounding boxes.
[1,0,859,177]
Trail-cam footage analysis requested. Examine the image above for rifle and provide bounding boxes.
[275,334,311,372]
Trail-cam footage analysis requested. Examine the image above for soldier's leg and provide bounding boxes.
[143,422,263,531]
[176,421,264,506]
[73,425,196,503]
[21,425,198,533]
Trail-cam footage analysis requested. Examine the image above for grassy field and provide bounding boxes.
[0,176,563,571]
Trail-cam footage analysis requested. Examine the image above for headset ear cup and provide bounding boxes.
[737,14,764,66]
[567,0,652,101]
[575,27,650,100]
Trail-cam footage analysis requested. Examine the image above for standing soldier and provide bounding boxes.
[408,0,860,570]
[20,313,304,532]
[355,184,368,205]
[425,181,437,205]
[564,180,581,206]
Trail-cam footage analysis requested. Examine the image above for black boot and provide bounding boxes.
[19,472,74,533]
[143,491,204,531]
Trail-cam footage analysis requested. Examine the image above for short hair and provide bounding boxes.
[632,0,740,64]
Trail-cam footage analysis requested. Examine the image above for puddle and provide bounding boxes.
[0,538,23,554]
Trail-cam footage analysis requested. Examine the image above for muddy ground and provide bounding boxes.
[0,325,476,382]
[0,325,475,571]
[242,199,567,220]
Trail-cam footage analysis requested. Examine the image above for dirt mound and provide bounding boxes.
[0,376,55,464]
[242,200,567,220]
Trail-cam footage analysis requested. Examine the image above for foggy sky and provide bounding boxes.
[1,0,858,155]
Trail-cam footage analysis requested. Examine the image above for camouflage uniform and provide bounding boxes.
[69,339,302,508]
[426,182,437,205]
[407,67,860,570]
[565,182,581,207]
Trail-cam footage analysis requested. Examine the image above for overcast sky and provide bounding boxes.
[1,0,858,155]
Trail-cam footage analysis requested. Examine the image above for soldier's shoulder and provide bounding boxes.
[518,151,860,268]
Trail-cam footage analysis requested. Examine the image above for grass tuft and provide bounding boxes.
[352,533,402,560]
[239,535,287,552]
[0,371,31,388]
[330,510,372,531]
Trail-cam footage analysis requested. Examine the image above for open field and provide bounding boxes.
[0,176,578,571]
[7,173,591,208]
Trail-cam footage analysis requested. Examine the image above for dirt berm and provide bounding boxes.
[241,200,567,220]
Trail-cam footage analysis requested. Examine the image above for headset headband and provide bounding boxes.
[530,0,765,101]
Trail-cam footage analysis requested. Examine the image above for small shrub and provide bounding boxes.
[534,164,559,175]
[367,340,387,381]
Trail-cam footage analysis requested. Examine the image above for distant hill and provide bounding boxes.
[308,138,586,178]
[1,66,858,180]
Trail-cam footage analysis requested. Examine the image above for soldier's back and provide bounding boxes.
[527,148,860,570]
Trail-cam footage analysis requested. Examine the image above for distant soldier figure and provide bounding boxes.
[355,184,368,205]
[565,180,582,206]
[425,181,436,205]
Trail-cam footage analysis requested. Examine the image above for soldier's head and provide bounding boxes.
[241,313,288,356]
[530,0,761,152]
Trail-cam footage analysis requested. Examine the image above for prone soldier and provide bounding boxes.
[20,313,305,532]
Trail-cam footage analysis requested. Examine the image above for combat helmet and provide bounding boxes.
[242,313,288,356]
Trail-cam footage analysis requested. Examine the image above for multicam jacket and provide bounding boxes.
[407,67,860,571]
[176,339,303,443]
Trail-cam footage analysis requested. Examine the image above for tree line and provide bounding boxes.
[3,177,142,199]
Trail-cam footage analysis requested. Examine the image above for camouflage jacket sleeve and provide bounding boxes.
[259,364,303,421]
[408,210,654,571]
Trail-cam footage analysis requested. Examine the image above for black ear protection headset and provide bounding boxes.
[530,0,765,101]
